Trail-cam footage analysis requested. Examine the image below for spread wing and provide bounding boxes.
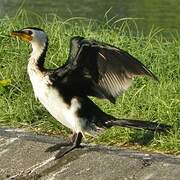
[69,38,158,103]
[50,37,158,103]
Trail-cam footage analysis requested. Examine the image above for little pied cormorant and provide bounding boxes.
[11,27,170,159]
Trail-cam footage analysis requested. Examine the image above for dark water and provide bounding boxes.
[0,0,180,35]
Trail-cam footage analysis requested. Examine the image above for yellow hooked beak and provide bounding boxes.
[11,31,32,42]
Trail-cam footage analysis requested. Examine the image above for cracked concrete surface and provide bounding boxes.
[0,128,179,180]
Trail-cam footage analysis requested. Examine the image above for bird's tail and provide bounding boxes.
[105,118,171,132]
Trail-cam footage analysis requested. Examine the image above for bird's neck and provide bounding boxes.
[29,39,48,71]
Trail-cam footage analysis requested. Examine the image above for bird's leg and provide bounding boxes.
[45,133,77,152]
[55,132,83,159]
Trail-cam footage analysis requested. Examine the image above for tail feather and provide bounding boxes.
[105,119,171,132]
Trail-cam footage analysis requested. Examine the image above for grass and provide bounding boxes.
[0,11,179,154]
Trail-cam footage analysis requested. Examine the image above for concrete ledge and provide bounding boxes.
[0,128,179,180]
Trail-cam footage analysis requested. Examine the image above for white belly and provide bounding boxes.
[29,72,84,133]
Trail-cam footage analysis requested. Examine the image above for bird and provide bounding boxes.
[11,27,170,159]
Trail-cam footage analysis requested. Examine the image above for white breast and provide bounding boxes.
[27,65,84,133]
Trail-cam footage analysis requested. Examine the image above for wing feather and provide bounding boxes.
[52,37,158,103]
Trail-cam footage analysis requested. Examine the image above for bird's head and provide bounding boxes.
[11,27,48,46]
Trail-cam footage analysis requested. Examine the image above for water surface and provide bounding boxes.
[0,0,179,35]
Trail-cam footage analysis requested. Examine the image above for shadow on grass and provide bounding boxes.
[128,130,156,146]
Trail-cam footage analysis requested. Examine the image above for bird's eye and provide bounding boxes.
[27,30,33,35]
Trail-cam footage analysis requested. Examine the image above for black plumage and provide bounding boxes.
[49,36,158,104]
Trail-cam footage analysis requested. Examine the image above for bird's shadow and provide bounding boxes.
[39,131,155,175]
[128,130,157,146]
[22,130,173,179]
